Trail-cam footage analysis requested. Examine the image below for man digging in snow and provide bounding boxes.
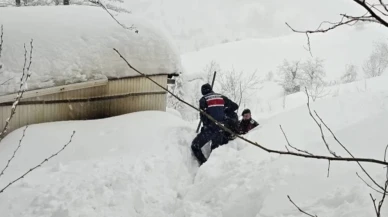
[191,83,239,166]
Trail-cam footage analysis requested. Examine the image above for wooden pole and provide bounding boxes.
[195,71,217,133]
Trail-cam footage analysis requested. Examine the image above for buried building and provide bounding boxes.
[0,5,182,135]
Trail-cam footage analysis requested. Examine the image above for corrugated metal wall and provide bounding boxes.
[0,75,168,135]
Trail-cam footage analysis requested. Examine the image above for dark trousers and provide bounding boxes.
[191,126,224,165]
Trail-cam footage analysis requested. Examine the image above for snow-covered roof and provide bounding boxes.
[0,5,182,95]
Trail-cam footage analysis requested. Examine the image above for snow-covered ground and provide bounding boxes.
[1,73,387,216]
[1,3,388,217]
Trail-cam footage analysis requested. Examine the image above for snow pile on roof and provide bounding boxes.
[0,72,388,216]
[0,5,182,95]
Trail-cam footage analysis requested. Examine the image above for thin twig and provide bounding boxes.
[113,48,388,167]
[356,172,385,195]
[0,25,3,59]
[280,125,314,156]
[371,194,379,216]
[91,0,138,33]
[369,2,388,16]
[0,125,28,179]
[0,39,33,141]
[0,131,75,194]
[379,0,388,13]
[305,88,339,157]
[314,110,385,191]
[287,195,318,217]
[376,169,388,217]
[285,0,388,54]
[327,160,331,178]
[0,77,15,86]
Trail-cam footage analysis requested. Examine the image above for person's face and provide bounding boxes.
[243,113,251,120]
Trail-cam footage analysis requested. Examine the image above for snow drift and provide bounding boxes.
[0,73,388,216]
[0,5,182,95]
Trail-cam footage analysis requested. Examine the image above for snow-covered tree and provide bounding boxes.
[201,60,220,84]
[300,57,328,101]
[363,41,388,78]
[219,68,262,107]
[276,59,301,95]
[341,64,358,84]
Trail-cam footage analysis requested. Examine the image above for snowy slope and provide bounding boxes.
[122,0,364,53]
[181,25,388,80]
[179,25,388,121]
[0,6,181,95]
[1,75,388,216]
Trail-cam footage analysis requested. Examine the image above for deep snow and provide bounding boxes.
[1,76,388,216]
[0,6,182,96]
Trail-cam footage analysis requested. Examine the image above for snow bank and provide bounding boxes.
[0,5,182,95]
[1,83,388,216]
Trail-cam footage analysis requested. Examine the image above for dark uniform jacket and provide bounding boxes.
[199,91,238,129]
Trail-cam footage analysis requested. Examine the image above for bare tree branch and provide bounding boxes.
[0,39,33,140]
[91,0,138,33]
[353,0,388,27]
[0,131,75,194]
[359,173,385,194]
[313,109,385,191]
[286,1,388,54]
[305,88,339,157]
[0,77,15,86]
[0,125,28,179]
[327,160,331,178]
[357,172,385,194]
[371,193,379,216]
[379,0,388,13]
[368,2,388,16]
[376,169,388,217]
[280,125,314,156]
[287,195,318,217]
[113,47,388,167]
[0,25,3,59]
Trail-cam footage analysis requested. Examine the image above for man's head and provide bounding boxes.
[201,83,213,95]
[242,109,251,120]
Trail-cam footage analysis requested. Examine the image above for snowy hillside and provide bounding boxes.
[120,0,379,53]
[181,25,388,80]
[178,25,388,121]
[0,74,387,216]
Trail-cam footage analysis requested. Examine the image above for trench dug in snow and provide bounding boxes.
[0,111,273,217]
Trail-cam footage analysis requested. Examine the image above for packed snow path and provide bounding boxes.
[1,85,388,216]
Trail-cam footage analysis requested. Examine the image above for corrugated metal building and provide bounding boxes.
[0,6,182,135]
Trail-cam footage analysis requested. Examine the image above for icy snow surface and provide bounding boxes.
[0,6,182,95]
[1,74,388,216]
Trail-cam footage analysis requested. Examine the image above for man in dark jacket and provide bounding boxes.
[238,109,259,134]
[191,83,238,165]
[222,107,239,142]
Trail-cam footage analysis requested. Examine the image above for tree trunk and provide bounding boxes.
[15,0,20,6]
[63,0,69,5]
